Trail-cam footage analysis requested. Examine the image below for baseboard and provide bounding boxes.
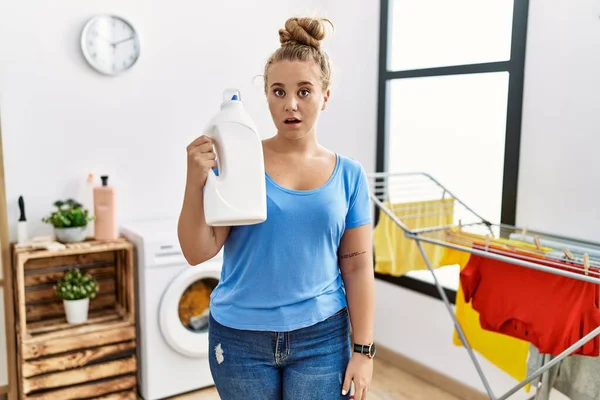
[376,344,488,400]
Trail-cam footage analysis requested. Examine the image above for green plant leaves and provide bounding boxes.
[42,199,94,228]
[54,267,99,301]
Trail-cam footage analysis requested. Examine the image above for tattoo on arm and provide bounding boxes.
[339,251,367,260]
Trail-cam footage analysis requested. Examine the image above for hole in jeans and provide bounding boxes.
[215,343,224,364]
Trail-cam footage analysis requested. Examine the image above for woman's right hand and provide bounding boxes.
[186,135,217,188]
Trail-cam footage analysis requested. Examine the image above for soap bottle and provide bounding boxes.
[93,175,118,240]
[203,88,267,226]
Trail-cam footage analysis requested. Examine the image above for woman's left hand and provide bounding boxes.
[342,353,373,399]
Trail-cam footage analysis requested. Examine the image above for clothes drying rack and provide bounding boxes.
[367,171,600,400]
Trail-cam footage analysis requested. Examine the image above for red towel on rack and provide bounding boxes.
[460,249,600,357]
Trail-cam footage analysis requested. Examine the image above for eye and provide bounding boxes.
[273,88,285,97]
[298,89,310,97]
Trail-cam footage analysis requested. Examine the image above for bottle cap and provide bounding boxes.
[222,88,241,103]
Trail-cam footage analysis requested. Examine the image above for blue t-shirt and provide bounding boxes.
[209,153,372,332]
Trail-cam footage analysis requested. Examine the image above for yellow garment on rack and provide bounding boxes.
[441,248,531,392]
[373,198,454,276]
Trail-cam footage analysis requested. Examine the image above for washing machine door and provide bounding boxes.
[158,262,221,358]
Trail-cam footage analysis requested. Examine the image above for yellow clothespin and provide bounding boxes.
[583,253,590,276]
[564,249,574,260]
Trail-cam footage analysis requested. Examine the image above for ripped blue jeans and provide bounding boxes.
[208,308,352,399]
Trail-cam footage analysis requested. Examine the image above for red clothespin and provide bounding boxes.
[583,253,590,276]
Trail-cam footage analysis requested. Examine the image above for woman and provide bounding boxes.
[178,16,375,400]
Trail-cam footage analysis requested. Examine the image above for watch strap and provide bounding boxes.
[353,343,375,358]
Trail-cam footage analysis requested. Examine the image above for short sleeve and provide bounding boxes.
[345,166,373,229]
[460,255,482,303]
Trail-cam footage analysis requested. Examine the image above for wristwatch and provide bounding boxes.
[354,342,376,359]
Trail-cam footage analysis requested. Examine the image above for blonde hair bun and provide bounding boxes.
[278,17,332,50]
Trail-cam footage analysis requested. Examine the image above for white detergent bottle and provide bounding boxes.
[203,88,267,226]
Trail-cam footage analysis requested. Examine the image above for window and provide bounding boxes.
[375,0,530,301]
[388,0,514,71]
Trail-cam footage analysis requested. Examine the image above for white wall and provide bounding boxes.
[0,0,378,241]
[0,0,595,398]
[516,0,600,242]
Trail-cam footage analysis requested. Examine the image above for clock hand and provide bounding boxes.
[113,36,134,46]
[97,35,114,46]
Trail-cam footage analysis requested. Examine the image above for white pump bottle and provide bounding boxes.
[203,89,267,226]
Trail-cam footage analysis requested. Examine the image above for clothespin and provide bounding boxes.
[564,248,574,260]
[583,253,590,276]
[533,236,541,252]
[484,234,491,251]
[458,219,462,231]
[520,226,528,241]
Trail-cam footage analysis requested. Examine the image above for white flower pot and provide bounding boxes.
[63,298,90,324]
[54,226,88,243]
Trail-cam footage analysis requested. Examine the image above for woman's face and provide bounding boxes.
[266,60,330,140]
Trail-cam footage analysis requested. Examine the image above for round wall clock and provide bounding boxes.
[80,15,140,76]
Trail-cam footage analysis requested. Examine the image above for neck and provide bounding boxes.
[272,129,319,155]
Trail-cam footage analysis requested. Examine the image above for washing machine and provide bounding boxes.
[121,218,223,400]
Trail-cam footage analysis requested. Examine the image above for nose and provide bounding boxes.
[284,96,298,112]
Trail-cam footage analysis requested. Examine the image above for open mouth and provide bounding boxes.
[284,117,301,125]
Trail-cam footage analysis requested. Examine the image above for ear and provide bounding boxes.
[321,89,331,111]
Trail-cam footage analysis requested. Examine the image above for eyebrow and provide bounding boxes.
[270,81,315,88]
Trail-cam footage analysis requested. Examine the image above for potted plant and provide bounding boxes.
[42,199,94,243]
[55,268,99,324]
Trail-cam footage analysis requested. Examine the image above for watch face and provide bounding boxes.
[355,343,376,359]
[81,15,140,76]
[369,343,376,358]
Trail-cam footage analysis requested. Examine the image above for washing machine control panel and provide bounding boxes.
[141,239,185,268]
[143,239,224,269]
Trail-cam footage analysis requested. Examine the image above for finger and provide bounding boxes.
[355,382,367,400]
[194,157,216,170]
[189,142,215,154]
[188,143,215,157]
[199,152,217,161]
[202,160,217,170]
[354,386,362,400]
[187,135,212,148]
[341,374,352,396]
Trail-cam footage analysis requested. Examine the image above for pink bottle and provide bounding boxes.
[94,175,118,240]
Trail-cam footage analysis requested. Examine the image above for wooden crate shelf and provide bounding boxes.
[11,237,138,400]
